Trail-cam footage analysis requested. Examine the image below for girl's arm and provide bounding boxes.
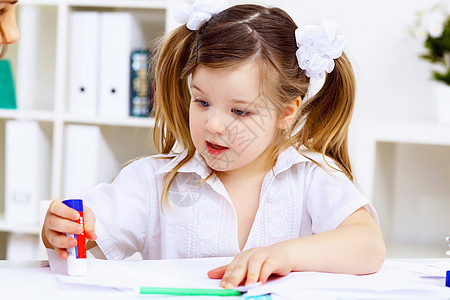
[208,207,386,289]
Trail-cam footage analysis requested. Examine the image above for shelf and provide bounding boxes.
[0,109,55,122]
[0,219,40,235]
[19,0,168,9]
[66,0,167,9]
[358,120,450,146]
[19,0,59,5]
[63,114,156,128]
[0,110,156,128]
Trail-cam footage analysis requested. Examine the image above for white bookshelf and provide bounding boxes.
[351,120,450,258]
[1,0,448,261]
[0,0,178,259]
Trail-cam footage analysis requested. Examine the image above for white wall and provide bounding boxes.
[233,0,441,123]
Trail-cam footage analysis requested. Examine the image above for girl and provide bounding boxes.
[42,1,386,289]
[0,0,19,59]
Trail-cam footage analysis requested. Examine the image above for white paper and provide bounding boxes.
[47,254,450,299]
[51,251,232,290]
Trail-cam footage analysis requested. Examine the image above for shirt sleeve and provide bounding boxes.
[304,162,379,234]
[83,159,153,260]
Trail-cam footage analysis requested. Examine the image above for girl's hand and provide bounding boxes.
[207,244,294,289]
[41,199,97,260]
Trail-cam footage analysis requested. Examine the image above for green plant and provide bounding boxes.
[413,2,450,85]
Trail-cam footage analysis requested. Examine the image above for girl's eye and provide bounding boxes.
[0,8,6,15]
[194,99,210,107]
[232,108,250,117]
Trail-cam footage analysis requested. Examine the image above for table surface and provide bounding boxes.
[0,258,449,300]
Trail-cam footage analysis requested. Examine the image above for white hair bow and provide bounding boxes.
[175,0,229,31]
[295,19,347,80]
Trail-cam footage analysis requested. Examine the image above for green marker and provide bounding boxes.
[138,286,242,296]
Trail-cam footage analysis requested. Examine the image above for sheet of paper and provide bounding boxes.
[49,252,450,299]
[54,254,233,290]
[383,259,449,277]
[246,260,450,299]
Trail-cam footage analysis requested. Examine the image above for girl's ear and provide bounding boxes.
[278,97,301,130]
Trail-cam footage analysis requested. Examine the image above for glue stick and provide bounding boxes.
[62,199,87,276]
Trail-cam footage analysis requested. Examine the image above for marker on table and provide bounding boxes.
[134,282,262,296]
[137,287,242,296]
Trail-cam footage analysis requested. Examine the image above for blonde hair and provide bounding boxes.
[152,4,356,207]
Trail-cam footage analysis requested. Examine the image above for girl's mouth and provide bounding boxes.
[206,141,229,155]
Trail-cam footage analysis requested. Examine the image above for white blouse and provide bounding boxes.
[84,146,378,260]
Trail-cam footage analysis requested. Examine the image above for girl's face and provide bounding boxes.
[189,61,280,174]
[0,1,19,45]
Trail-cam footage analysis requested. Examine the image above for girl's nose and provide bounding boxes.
[3,25,20,44]
[1,6,20,45]
[205,110,227,134]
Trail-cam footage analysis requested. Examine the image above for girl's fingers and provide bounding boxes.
[83,206,97,241]
[48,199,79,220]
[85,230,97,241]
[46,215,83,235]
[207,265,227,279]
[221,256,248,289]
[56,247,69,260]
[259,257,290,284]
[259,258,276,284]
[245,254,267,286]
[48,230,77,250]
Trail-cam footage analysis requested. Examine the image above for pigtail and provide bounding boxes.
[152,26,196,153]
[152,26,197,209]
[296,53,355,181]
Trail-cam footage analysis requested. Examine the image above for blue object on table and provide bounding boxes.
[242,295,272,300]
[446,270,450,288]
[0,59,17,109]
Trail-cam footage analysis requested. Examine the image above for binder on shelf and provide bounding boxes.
[63,124,119,198]
[67,11,100,115]
[98,12,144,117]
[0,59,16,109]
[130,49,153,117]
[16,5,55,111]
[4,120,50,226]
[15,5,38,110]
[7,234,40,260]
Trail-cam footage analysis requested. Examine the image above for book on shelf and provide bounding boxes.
[130,49,154,117]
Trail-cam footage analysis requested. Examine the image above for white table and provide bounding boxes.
[0,258,449,299]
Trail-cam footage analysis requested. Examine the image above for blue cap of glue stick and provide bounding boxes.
[62,199,83,212]
[446,270,450,288]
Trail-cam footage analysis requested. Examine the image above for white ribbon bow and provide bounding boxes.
[175,0,229,31]
[295,19,347,79]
